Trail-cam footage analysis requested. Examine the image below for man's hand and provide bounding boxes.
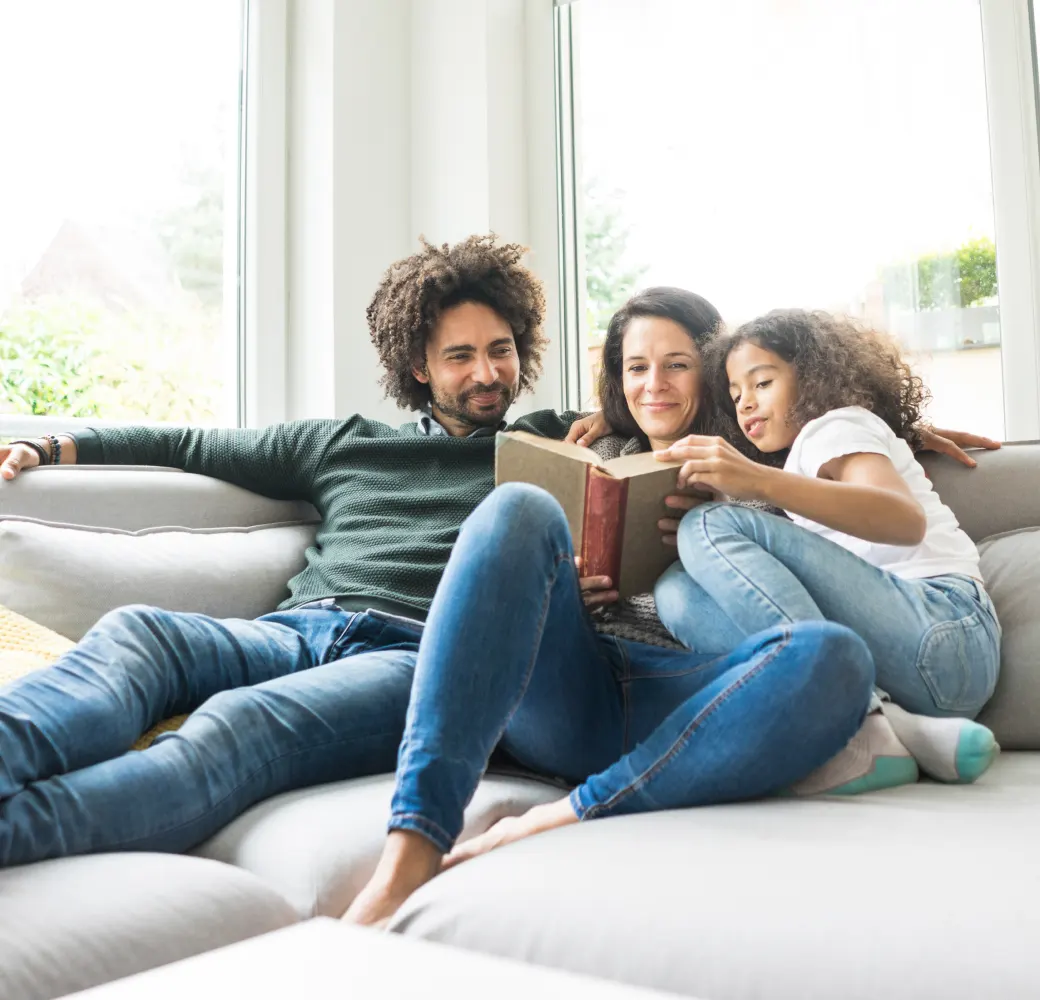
[0,435,77,482]
[574,556,618,608]
[565,411,612,448]
[1,441,43,482]
[919,426,1002,469]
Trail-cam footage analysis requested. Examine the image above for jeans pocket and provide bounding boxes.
[915,612,999,715]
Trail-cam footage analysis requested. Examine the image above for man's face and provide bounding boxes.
[414,301,521,435]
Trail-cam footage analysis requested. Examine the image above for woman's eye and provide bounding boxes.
[627,365,647,373]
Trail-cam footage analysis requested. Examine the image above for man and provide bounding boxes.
[0,235,992,872]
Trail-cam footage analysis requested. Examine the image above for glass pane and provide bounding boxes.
[575,0,1004,439]
[0,0,243,425]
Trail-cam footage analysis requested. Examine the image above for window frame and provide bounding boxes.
[0,0,288,438]
[554,0,1040,439]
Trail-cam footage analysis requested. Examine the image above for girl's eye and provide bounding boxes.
[756,380,772,390]
[669,362,688,370]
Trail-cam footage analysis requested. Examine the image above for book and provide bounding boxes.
[494,431,699,598]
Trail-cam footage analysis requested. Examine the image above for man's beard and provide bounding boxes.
[430,381,517,429]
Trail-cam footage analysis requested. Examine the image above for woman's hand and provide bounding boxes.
[658,494,702,546]
[565,411,613,448]
[918,426,1001,469]
[574,557,618,608]
[442,798,579,871]
[655,435,768,502]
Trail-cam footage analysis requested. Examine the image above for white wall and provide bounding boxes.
[283,0,564,424]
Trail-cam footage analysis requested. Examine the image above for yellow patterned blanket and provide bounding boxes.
[0,604,186,750]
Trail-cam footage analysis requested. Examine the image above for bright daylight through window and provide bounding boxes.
[0,1,244,427]
[573,0,1004,439]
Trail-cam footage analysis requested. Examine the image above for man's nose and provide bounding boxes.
[472,354,496,384]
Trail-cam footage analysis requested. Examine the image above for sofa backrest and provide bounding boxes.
[920,442,1040,541]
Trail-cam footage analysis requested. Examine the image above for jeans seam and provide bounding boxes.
[321,613,364,664]
[582,630,792,819]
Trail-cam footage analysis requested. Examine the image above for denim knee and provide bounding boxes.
[91,604,168,637]
[465,482,572,550]
[794,621,875,716]
[652,560,690,640]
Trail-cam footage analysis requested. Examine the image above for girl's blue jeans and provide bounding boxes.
[654,502,1001,720]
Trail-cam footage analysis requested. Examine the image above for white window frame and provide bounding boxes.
[553,0,1040,439]
[0,0,289,439]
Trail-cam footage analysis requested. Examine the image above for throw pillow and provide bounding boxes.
[0,517,316,641]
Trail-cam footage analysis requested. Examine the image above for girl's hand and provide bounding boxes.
[655,435,768,502]
[565,411,612,448]
[574,556,618,608]
[918,426,1002,469]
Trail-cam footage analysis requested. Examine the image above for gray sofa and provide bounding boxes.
[1,446,1040,1000]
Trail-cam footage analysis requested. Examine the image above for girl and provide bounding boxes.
[653,309,1001,787]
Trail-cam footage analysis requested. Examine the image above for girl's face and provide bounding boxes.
[621,317,702,448]
[726,341,800,452]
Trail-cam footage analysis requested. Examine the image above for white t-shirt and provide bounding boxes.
[782,406,981,581]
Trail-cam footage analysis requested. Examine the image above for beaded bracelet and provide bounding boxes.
[45,434,62,466]
[7,439,50,466]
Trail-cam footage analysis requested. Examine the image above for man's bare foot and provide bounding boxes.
[342,830,443,927]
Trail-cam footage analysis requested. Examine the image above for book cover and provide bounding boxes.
[494,431,697,598]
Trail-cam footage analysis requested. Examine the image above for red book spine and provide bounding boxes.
[580,469,629,588]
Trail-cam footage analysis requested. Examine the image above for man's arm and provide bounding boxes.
[3,419,351,501]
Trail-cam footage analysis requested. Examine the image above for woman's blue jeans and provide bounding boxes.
[388,483,875,854]
[655,502,1001,719]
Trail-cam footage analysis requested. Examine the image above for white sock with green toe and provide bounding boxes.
[790,710,919,797]
[880,702,999,784]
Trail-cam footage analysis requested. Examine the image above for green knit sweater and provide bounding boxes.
[75,411,581,618]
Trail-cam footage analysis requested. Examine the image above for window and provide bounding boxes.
[0,1,246,427]
[561,0,1013,440]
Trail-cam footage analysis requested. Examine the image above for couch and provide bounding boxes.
[1,446,1040,1000]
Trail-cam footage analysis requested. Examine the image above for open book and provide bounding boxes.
[495,431,699,598]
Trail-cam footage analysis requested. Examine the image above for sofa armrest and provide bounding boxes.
[0,466,319,531]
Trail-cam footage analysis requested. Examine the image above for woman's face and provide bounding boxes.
[621,317,702,447]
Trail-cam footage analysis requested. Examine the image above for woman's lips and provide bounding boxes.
[642,402,678,411]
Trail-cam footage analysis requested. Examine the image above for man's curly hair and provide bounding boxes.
[366,234,548,410]
[708,309,930,452]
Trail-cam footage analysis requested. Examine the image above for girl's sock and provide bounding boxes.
[880,701,999,784]
[790,711,918,796]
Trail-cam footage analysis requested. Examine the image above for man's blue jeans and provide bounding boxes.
[388,484,875,855]
[654,502,1002,719]
[0,606,418,866]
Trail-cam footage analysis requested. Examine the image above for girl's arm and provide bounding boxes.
[757,452,926,546]
[655,436,927,547]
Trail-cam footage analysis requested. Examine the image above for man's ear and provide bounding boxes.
[413,358,430,385]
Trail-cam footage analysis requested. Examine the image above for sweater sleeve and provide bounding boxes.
[73,419,349,502]
[508,408,587,441]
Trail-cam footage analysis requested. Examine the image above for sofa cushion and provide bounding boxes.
[977,527,1040,747]
[0,853,297,1000]
[390,754,1040,1000]
[0,517,317,640]
[193,773,565,919]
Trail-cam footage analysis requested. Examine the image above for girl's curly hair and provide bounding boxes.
[708,309,930,451]
[366,234,548,410]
